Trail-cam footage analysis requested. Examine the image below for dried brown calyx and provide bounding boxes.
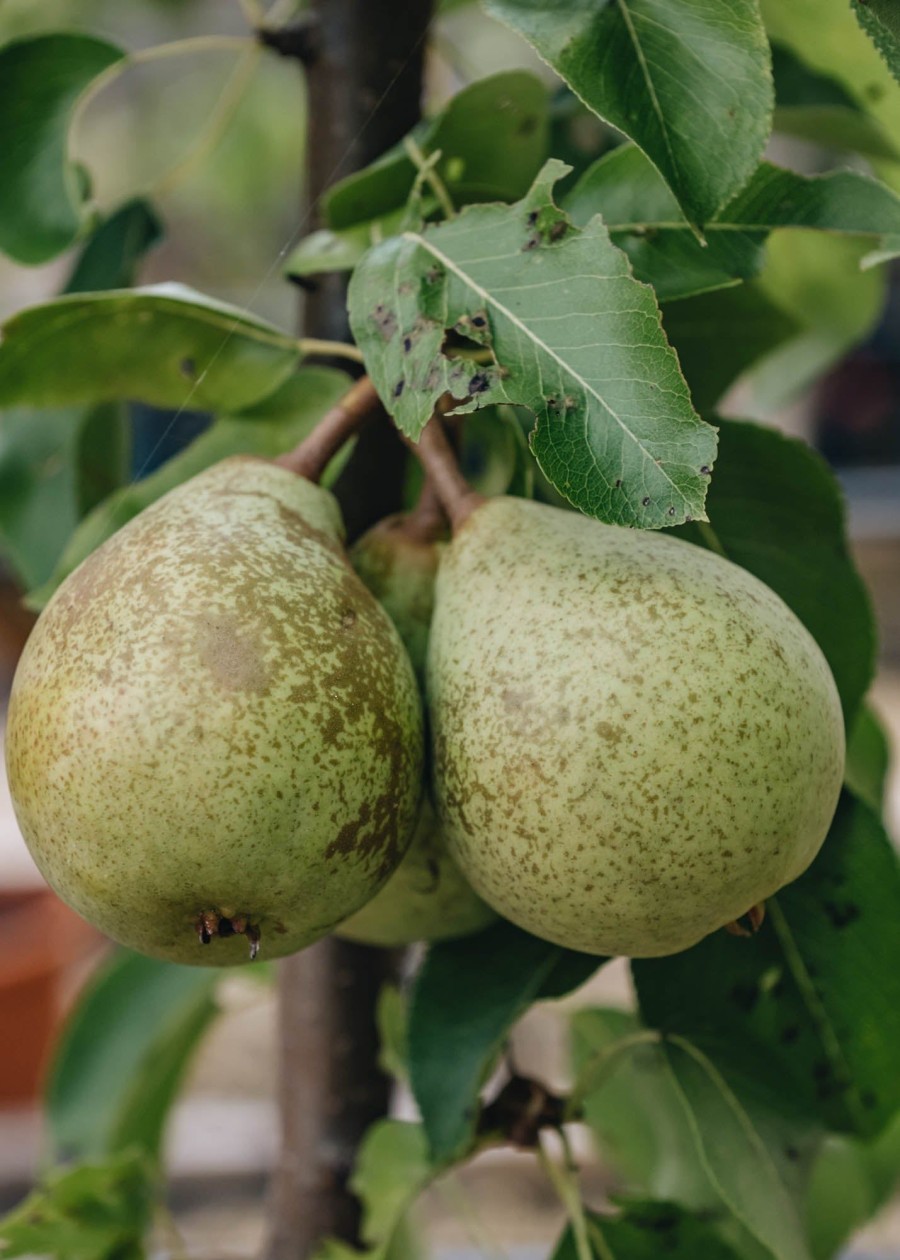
[195,910,261,960]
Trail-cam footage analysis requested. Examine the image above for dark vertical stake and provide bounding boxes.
[263,2,434,1258]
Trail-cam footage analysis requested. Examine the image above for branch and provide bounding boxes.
[275,376,381,482]
[404,416,485,532]
[257,17,320,65]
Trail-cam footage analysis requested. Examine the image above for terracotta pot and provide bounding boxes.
[0,889,102,1104]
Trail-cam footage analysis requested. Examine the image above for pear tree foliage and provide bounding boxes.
[1,3,900,1259]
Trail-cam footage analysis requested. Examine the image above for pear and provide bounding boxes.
[336,515,494,947]
[427,497,845,958]
[5,457,423,964]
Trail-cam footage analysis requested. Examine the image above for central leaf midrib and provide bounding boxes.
[401,230,689,506]
[767,897,866,1131]
[617,0,680,189]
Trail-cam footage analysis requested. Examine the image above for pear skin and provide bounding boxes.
[427,497,845,957]
[6,458,423,964]
[336,515,494,946]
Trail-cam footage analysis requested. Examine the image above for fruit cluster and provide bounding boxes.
[5,441,845,965]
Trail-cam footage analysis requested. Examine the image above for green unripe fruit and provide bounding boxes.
[428,497,845,958]
[336,515,494,947]
[6,458,424,965]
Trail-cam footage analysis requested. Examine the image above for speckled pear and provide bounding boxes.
[336,515,494,947]
[6,458,423,965]
[428,497,845,958]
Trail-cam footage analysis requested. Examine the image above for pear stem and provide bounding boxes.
[401,476,447,544]
[275,375,382,482]
[406,416,485,532]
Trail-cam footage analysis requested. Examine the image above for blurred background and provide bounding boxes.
[1,1,899,1257]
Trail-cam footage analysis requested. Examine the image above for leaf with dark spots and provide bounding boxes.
[634,792,900,1138]
[350,160,715,530]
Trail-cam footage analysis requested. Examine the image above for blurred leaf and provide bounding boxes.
[0,405,121,590]
[552,1201,745,1260]
[461,406,534,499]
[64,199,163,293]
[675,419,876,729]
[639,1040,813,1260]
[853,0,900,84]
[747,231,887,411]
[760,0,900,180]
[862,233,900,268]
[377,983,409,1082]
[76,404,130,516]
[572,1009,717,1208]
[771,42,900,160]
[633,793,900,1141]
[484,0,773,228]
[0,1148,154,1260]
[805,1116,900,1260]
[350,159,716,530]
[409,918,601,1163]
[46,950,219,1162]
[0,283,299,413]
[27,366,350,608]
[574,1028,811,1260]
[547,88,617,190]
[314,1122,432,1260]
[566,147,900,302]
[286,213,405,280]
[0,199,164,589]
[663,285,801,411]
[354,1122,432,1253]
[325,72,548,229]
[0,33,124,263]
[845,704,890,813]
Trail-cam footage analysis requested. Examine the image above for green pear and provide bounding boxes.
[336,515,494,947]
[6,458,423,964]
[428,497,845,958]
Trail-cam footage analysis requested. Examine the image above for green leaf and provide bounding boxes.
[566,147,900,302]
[315,1122,432,1260]
[663,285,801,412]
[484,0,773,228]
[350,159,717,530]
[0,200,162,590]
[376,984,410,1082]
[761,0,900,154]
[324,72,549,230]
[552,1201,745,1260]
[633,792,900,1141]
[353,1121,432,1253]
[675,419,875,728]
[46,950,219,1162]
[805,1117,900,1260]
[0,283,299,413]
[572,1009,718,1208]
[0,33,125,263]
[853,0,900,84]
[27,366,350,608]
[0,1149,155,1260]
[862,233,900,269]
[286,214,406,280]
[845,704,890,813]
[408,918,601,1163]
[64,199,164,293]
[0,405,124,590]
[771,42,900,161]
[643,1039,812,1260]
[572,1027,811,1260]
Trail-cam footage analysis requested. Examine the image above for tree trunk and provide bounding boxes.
[264,3,434,1257]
